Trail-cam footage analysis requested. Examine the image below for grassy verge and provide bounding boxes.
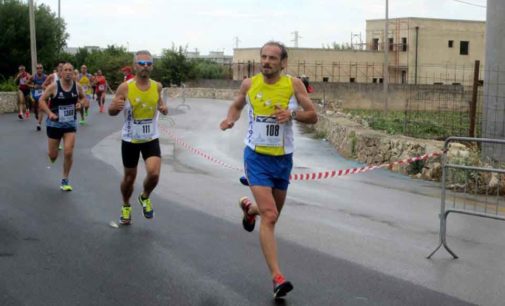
[344,109,478,140]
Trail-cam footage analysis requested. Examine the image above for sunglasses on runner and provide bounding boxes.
[136,60,153,67]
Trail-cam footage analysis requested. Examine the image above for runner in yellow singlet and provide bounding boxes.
[108,50,168,226]
[77,65,93,124]
[220,41,317,299]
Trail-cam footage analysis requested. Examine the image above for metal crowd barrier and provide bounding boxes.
[162,86,191,111]
[428,137,505,259]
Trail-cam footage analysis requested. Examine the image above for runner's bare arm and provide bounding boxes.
[27,76,35,88]
[220,78,251,130]
[42,74,54,89]
[39,84,58,120]
[291,77,318,124]
[157,82,168,115]
[76,84,86,110]
[108,82,128,116]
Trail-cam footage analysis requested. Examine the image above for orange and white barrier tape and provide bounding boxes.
[160,126,243,172]
[159,124,442,181]
[289,151,441,181]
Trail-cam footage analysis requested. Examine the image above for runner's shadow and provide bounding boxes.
[167,108,187,116]
[175,103,191,111]
[271,298,288,305]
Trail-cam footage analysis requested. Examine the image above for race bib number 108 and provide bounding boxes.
[251,116,284,147]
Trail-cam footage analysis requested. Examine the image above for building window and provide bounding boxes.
[350,78,356,83]
[372,78,377,83]
[402,37,407,52]
[401,71,407,84]
[460,41,469,55]
[372,38,379,51]
[448,40,453,48]
[389,38,394,51]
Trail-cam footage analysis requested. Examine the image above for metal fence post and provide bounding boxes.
[469,60,480,137]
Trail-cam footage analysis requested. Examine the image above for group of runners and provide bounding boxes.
[13,41,317,299]
[14,63,109,129]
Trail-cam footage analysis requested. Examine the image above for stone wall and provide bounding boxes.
[164,87,238,101]
[312,110,480,181]
[0,92,18,113]
[175,80,474,112]
[313,112,446,179]
[309,82,473,112]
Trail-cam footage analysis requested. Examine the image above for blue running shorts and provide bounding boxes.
[243,146,293,190]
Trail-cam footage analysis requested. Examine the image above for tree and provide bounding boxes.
[74,47,91,68]
[83,46,132,89]
[322,42,353,50]
[189,58,230,80]
[153,46,192,86]
[0,0,68,79]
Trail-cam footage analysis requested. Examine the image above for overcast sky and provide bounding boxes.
[37,0,486,56]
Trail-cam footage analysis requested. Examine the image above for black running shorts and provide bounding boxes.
[121,138,161,168]
[20,88,31,97]
[46,126,76,140]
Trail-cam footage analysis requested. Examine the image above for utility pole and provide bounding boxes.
[233,36,241,49]
[58,0,61,19]
[351,32,363,50]
[29,0,37,74]
[483,0,505,160]
[383,0,389,112]
[291,31,301,48]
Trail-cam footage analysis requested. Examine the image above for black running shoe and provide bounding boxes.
[239,176,249,186]
[239,196,255,232]
[273,275,293,299]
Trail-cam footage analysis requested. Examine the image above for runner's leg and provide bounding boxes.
[121,167,137,204]
[141,156,161,198]
[250,185,285,279]
[17,90,25,118]
[48,137,60,163]
[62,132,76,179]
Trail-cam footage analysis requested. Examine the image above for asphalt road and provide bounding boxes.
[1,96,502,305]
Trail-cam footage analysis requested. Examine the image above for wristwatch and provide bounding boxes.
[290,110,297,120]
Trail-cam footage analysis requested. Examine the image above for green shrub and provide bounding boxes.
[344,109,473,140]
[0,78,17,91]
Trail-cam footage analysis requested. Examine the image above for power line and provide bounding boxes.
[453,0,486,8]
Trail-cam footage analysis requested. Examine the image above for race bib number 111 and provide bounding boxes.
[132,119,154,140]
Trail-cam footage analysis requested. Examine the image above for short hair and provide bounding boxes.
[133,50,152,63]
[260,41,288,60]
[62,62,74,69]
